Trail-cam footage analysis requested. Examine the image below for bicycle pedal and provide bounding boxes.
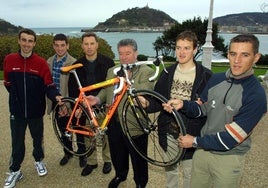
[64,131,72,139]
[143,128,150,134]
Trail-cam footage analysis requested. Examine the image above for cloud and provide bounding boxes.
[0,0,264,27]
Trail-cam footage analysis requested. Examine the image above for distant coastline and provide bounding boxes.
[82,28,268,34]
[219,31,268,35]
[81,27,165,33]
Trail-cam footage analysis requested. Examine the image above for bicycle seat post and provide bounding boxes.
[70,69,83,90]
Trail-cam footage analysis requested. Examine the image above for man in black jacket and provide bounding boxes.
[154,30,212,188]
[68,32,115,176]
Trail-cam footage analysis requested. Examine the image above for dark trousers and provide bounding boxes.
[57,116,73,155]
[56,105,86,156]
[107,117,148,187]
[9,115,44,172]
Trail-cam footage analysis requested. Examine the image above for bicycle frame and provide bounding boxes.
[60,58,164,137]
[68,76,127,136]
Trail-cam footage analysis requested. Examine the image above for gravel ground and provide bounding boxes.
[0,81,267,188]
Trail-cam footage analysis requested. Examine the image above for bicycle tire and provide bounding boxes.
[121,90,186,167]
[52,97,96,157]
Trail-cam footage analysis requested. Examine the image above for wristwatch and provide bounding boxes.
[192,137,198,148]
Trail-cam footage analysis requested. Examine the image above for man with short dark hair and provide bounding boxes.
[3,28,61,188]
[47,33,76,166]
[164,34,267,188]
[68,32,115,176]
[153,30,212,188]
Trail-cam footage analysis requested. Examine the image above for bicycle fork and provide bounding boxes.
[127,95,152,134]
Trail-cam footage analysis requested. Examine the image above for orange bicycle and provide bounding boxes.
[52,56,186,167]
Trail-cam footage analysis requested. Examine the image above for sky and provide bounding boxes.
[0,0,267,28]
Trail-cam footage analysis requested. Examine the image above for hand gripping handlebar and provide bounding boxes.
[113,56,165,95]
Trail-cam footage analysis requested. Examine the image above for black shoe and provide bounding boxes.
[108,176,126,188]
[59,154,72,166]
[102,162,112,174]
[79,157,87,168]
[81,164,98,176]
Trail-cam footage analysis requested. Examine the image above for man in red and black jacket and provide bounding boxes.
[3,28,61,188]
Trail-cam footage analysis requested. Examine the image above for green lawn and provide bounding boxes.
[211,64,268,77]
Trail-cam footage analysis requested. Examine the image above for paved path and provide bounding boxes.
[0,81,267,188]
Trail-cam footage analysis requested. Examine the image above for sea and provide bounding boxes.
[31,27,268,60]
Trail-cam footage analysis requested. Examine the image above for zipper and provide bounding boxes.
[24,57,27,118]
[223,79,233,104]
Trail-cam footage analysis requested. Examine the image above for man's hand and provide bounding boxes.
[178,134,195,148]
[137,96,149,108]
[55,96,63,105]
[86,95,100,106]
[162,99,183,113]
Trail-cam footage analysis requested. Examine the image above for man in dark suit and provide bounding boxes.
[86,39,155,188]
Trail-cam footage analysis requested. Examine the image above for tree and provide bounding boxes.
[0,34,115,70]
[153,17,228,59]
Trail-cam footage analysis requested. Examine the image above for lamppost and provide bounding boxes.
[202,0,214,70]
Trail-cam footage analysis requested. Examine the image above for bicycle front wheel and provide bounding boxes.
[51,97,96,157]
[121,90,186,167]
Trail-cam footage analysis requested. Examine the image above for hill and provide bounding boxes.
[0,19,23,35]
[2,11,268,34]
[84,10,268,33]
[214,12,268,33]
[214,12,268,26]
[84,6,177,32]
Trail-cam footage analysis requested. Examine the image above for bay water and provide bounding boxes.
[31,27,268,59]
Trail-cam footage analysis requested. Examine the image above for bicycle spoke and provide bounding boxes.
[122,90,186,167]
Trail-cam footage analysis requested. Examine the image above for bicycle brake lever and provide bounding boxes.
[149,66,159,81]
[161,61,168,74]
[156,56,168,74]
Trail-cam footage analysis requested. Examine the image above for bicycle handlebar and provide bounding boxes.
[112,56,165,95]
[113,56,164,82]
[60,56,165,96]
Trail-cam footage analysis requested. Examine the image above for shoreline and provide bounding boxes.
[81,27,268,35]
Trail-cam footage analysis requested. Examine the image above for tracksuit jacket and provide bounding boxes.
[182,69,267,155]
[153,62,212,160]
[4,51,60,118]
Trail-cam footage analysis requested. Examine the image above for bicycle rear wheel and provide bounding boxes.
[121,90,186,167]
[52,97,96,157]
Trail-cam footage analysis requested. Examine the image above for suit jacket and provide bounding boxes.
[97,64,155,135]
[46,52,76,114]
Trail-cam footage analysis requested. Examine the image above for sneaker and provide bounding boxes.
[34,161,47,176]
[4,170,23,188]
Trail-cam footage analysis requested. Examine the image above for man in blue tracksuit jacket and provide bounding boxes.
[163,34,267,188]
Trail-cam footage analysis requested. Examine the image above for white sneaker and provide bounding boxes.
[34,161,47,176]
[4,170,23,188]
